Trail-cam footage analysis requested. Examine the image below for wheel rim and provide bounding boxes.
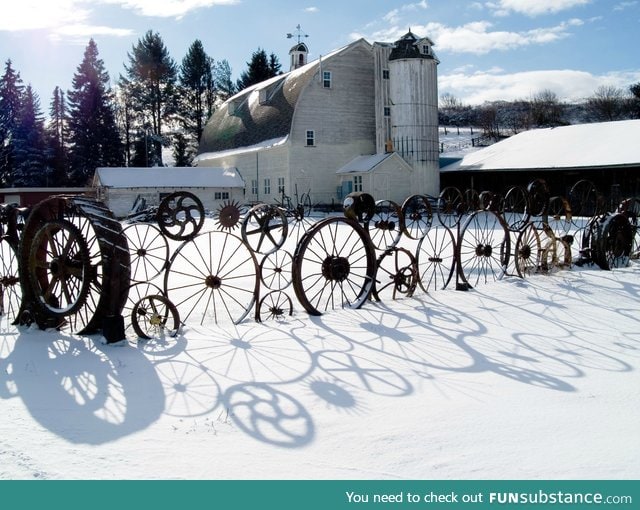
[366,200,403,251]
[0,238,21,322]
[123,223,168,282]
[241,204,288,255]
[416,225,456,291]
[132,294,180,339]
[515,223,541,278]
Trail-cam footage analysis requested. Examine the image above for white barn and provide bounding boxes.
[195,31,440,206]
[93,167,245,218]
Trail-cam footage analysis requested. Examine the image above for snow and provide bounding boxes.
[194,136,289,163]
[337,153,398,174]
[441,119,640,172]
[1,218,639,480]
[94,167,244,189]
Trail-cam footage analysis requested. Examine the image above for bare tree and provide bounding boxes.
[586,85,626,121]
[529,89,564,126]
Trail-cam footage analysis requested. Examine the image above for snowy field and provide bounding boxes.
[1,215,639,480]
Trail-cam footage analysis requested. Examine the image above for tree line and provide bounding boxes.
[0,31,282,187]
[439,85,640,140]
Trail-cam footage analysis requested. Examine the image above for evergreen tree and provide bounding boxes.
[172,133,192,167]
[12,85,49,187]
[213,59,236,101]
[236,48,281,91]
[67,39,123,185]
[122,30,178,166]
[46,86,68,186]
[0,60,25,186]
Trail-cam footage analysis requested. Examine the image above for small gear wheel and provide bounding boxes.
[215,200,242,231]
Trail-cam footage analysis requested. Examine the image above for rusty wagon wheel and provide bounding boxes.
[527,179,550,218]
[437,186,465,229]
[502,186,531,232]
[259,250,293,291]
[595,213,633,270]
[540,236,572,273]
[365,199,403,251]
[401,194,433,240]
[371,247,418,301]
[514,223,542,278]
[18,196,130,334]
[569,179,603,219]
[164,230,259,325]
[458,210,511,286]
[157,191,205,241]
[416,225,457,292]
[123,223,168,283]
[546,196,573,237]
[131,294,180,340]
[241,204,288,255]
[292,217,376,316]
[0,238,21,322]
[258,290,293,322]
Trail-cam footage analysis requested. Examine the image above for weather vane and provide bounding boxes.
[286,24,309,44]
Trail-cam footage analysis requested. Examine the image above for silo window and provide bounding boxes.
[421,45,430,55]
[323,71,332,88]
[382,69,390,79]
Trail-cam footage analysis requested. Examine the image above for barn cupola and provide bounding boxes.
[287,24,310,71]
[389,30,438,62]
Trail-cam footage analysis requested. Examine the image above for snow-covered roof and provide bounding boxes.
[336,152,412,174]
[194,136,288,164]
[441,119,640,173]
[94,167,244,188]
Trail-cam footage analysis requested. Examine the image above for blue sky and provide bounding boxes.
[1,0,639,108]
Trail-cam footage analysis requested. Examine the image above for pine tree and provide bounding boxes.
[172,133,191,167]
[122,30,178,166]
[12,85,49,187]
[236,48,281,91]
[67,39,123,185]
[213,59,236,101]
[46,86,68,186]
[0,60,25,186]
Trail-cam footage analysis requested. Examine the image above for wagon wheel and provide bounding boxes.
[401,194,433,240]
[164,230,259,325]
[527,179,550,218]
[540,237,572,273]
[28,219,92,318]
[365,199,403,251]
[259,250,293,291]
[123,223,168,283]
[617,197,640,259]
[258,290,293,321]
[464,189,480,212]
[546,196,573,237]
[241,204,288,255]
[371,247,418,301]
[458,210,511,286]
[157,191,205,241]
[416,225,456,292]
[287,211,313,246]
[502,186,531,231]
[298,192,313,219]
[132,294,180,339]
[478,190,498,211]
[514,223,542,278]
[122,282,165,339]
[569,179,603,219]
[437,186,465,229]
[0,238,21,322]
[214,199,243,231]
[596,213,632,270]
[292,217,376,316]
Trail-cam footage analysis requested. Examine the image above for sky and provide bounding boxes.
[0,0,639,109]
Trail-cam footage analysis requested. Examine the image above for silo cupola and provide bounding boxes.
[389,30,438,61]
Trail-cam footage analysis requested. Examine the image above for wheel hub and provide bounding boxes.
[321,256,350,282]
[475,244,493,257]
[205,274,222,289]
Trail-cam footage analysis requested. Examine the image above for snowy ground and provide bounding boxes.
[1,218,639,480]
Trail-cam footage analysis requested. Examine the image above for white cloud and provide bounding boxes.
[100,0,239,19]
[613,1,638,10]
[305,7,319,13]
[440,68,640,104]
[49,23,134,43]
[487,0,591,17]
[0,1,89,31]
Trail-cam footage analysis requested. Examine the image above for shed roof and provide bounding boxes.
[94,167,244,189]
[336,152,412,174]
[441,119,640,173]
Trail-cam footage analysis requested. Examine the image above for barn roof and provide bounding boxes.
[336,152,413,174]
[441,119,640,173]
[94,167,245,188]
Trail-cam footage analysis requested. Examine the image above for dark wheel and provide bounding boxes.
[157,191,205,241]
[366,199,403,251]
[241,204,288,255]
[502,186,531,231]
[569,179,602,219]
[164,231,259,325]
[596,213,633,270]
[618,197,640,259]
[527,179,550,218]
[258,290,293,321]
[416,225,456,292]
[437,186,465,229]
[292,217,376,316]
[132,294,180,339]
[0,238,21,322]
[123,223,168,282]
[214,199,243,232]
[28,220,92,317]
[464,189,480,212]
[401,194,433,240]
[371,247,418,301]
[458,210,510,286]
[514,223,541,278]
[259,250,293,291]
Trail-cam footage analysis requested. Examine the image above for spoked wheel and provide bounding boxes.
[514,223,542,278]
[595,213,633,270]
[123,282,165,338]
[547,196,573,237]
[0,238,21,322]
[458,210,511,286]
[540,238,572,273]
[257,290,293,321]
[241,204,288,255]
[618,197,640,259]
[371,247,418,301]
[259,250,293,291]
[527,179,550,218]
[437,186,465,230]
[416,225,456,292]
[123,223,168,283]
[502,186,531,232]
[366,199,403,251]
[157,191,205,241]
[292,217,376,316]
[287,215,313,246]
[132,294,180,339]
[165,231,259,325]
[401,194,433,240]
[464,189,480,212]
[569,179,602,219]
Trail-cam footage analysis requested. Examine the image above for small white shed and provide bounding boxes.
[93,167,245,218]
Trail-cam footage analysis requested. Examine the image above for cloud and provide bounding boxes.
[305,6,319,13]
[613,1,638,10]
[49,24,134,44]
[0,1,89,31]
[100,0,239,19]
[439,68,640,104]
[486,0,591,17]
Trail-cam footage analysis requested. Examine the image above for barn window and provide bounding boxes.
[277,177,285,194]
[382,69,390,79]
[323,71,331,88]
[354,175,363,192]
[306,130,315,146]
[264,178,271,195]
[215,191,229,200]
[384,107,391,117]
[251,179,258,195]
